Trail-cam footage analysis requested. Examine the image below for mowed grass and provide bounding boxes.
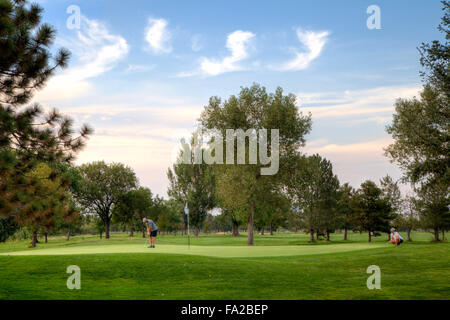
[0,232,448,300]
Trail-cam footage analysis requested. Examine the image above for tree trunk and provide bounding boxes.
[310,229,314,242]
[434,228,440,241]
[368,231,372,243]
[294,227,298,233]
[44,232,48,243]
[344,228,348,241]
[442,230,445,241]
[232,222,240,237]
[66,231,71,241]
[247,204,255,246]
[316,230,320,240]
[31,231,38,248]
[100,232,103,239]
[270,224,273,236]
[142,226,146,238]
[261,228,265,236]
[407,229,411,241]
[105,220,110,239]
[130,229,134,237]
[326,230,330,241]
[194,227,199,237]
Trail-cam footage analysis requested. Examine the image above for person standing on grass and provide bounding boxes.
[143,218,158,248]
[389,227,404,246]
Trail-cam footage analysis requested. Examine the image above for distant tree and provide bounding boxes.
[214,211,233,234]
[202,213,216,233]
[150,195,168,226]
[225,208,244,237]
[94,216,105,239]
[380,175,402,240]
[114,187,154,237]
[254,188,290,236]
[58,211,82,241]
[288,154,339,242]
[154,198,183,235]
[316,174,340,242]
[54,164,84,241]
[286,207,305,234]
[75,162,137,239]
[380,175,402,214]
[417,182,450,241]
[337,183,356,240]
[352,181,394,242]
[167,136,216,236]
[215,195,245,237]
[394,193,420,241]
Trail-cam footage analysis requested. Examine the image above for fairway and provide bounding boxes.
[0,242,388,258]
[1,232,449,300]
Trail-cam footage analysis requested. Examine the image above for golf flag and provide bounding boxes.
[184,203,189,216]
[294,207,303,214]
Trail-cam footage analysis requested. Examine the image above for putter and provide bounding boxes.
[144,238,149,248]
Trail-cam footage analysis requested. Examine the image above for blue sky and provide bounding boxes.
[33,0,444,196]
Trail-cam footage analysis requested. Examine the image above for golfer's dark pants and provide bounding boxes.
[150,230,158,237]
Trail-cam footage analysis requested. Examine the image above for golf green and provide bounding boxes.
[1,233,449,299]
[0,242,388,258]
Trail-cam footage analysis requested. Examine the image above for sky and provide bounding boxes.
[32,0,444,197]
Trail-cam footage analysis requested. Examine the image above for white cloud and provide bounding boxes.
[76,134,177,196]
[298,86,420,121]
[125,64,156,73]
[34,16,129,102]
[179,30,255,77]
[277,28,329,71]
[65,104,202,126]
[305,138,402,188]
[145,18,172,54]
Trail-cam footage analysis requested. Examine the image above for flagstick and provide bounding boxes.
[187,210,190,250]
[185,203,191,250]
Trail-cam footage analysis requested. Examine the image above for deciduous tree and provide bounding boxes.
[200,84,311,245]
[75,162,137,239]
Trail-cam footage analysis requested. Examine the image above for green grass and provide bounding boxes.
[0,232,448,300]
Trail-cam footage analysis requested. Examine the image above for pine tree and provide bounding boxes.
[352,181,394,242]
[0,0,91,243]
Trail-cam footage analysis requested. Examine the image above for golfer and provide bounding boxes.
[143,218,158,248]
[389,227,404,246]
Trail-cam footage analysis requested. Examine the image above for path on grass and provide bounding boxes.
[0,243,389,258]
